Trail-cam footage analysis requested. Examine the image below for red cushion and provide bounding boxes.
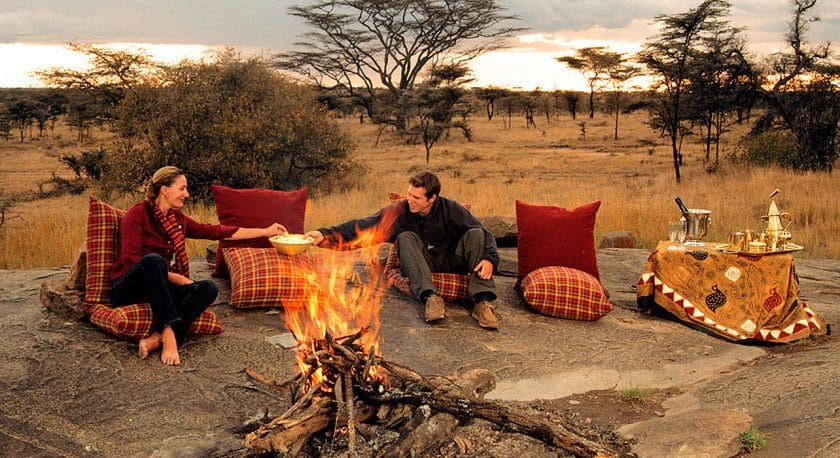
[212,185,308,276]
[383,243,469,301]
[516,200,601,281]
[521,266,612,320]
[224,248,317,309]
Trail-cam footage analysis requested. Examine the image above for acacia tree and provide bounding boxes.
[602,55,640,140]
[408,63,473,163]
[751,0,839,171]
[7,98,35,142]
[473,86,509,121]
[562,91,581,119]
[278,0,522,129]
[687,26,758,167]
[556,47,621,119]
[36,43,159,128]
[637,0,733,183]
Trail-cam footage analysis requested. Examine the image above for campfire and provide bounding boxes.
[242,230,617,457]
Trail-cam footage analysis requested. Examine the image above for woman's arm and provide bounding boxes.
[226,223,287,240]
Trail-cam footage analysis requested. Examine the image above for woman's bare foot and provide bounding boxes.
[160,327,181,366]
[138,332,162,359]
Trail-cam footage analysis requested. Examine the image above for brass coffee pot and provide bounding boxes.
[760,189,793,239]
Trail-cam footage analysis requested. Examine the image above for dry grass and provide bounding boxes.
[1,111,838,269]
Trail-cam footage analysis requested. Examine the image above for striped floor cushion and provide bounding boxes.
[383,243,470,302]
[86,303,223,340]
[520,266,613,321]
[224,247,318,309]
[84,197,224,340]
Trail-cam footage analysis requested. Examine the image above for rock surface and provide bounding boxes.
[598,231,641,249]
[2,247,839,456]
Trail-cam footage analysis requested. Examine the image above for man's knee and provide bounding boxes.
[464,227,485,242]
[396,231,422,245]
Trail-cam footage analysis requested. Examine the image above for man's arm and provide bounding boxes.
[308,207,391,249]
[446,200,500,269]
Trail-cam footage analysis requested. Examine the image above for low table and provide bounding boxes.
[636,241,828,343]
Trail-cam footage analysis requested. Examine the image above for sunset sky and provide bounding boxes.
[0,0,837,91]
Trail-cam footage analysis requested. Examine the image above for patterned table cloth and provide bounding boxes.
[637,241,828,343]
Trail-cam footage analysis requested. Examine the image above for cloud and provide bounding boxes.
[0,0,302,48]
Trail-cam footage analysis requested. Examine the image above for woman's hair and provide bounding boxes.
[146,166,185,200]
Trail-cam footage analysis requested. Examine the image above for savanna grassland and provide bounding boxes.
[1,110,838,270]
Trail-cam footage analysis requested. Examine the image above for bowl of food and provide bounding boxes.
[269,234,314,256]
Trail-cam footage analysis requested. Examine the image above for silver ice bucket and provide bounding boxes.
[684,209,712,246]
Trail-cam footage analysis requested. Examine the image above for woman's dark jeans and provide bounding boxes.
[110,254,219,343]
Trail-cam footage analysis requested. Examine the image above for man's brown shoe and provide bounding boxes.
[424,294,445,322]
[471,300,499,329]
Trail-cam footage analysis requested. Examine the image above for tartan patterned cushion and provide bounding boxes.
[84,197,224,339]
[85,196,125,306]
[86,303,223,340]
[521,266,612,321]
[383,243,470,301]
[224,248,317,309]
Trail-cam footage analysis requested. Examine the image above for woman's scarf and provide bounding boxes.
[152,203,190,278]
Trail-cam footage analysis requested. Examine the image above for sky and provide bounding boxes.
[0,0,837,90]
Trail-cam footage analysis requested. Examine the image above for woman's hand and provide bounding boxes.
[265,223,288,237]
[228,224,288,240]
[304,230,325,246]
[168,272,194,285]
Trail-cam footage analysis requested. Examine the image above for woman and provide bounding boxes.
[110,166,287,366]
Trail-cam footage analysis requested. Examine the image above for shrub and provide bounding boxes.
[735,131,797,167]
[738,426,767,452]
[617,385,651,402]
[107,51,358,202]
[60,147,107,180]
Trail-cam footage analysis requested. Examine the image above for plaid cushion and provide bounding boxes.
[85,197,125,306]
[84,197,224,339]
[383,243,470,301]
[224,248,317,309]
[86,303,223,340]
[521,266,612,321]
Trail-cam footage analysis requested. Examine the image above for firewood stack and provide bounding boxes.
[243,330,618,457]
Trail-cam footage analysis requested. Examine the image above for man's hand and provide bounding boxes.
[168,272,194,286]
[305,230,325,246]
[474,259,494,280]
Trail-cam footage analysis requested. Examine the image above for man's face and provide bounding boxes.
[406,185,436,216]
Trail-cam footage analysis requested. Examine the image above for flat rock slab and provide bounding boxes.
[617,408,753,457]
[1,248,838,456]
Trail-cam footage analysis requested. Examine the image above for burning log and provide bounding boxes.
[243,332,617,458]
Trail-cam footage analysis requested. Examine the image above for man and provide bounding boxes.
[305,171,500,329]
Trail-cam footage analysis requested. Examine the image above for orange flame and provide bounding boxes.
[283,209,400,393]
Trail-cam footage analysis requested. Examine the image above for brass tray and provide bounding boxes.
[713,243,804,256]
